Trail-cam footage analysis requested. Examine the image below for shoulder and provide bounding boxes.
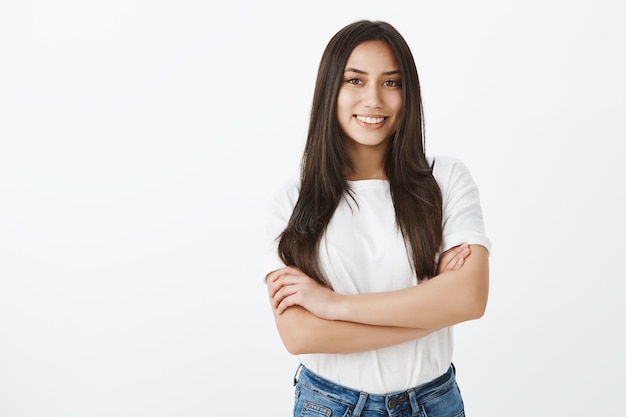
[427,154,476,192]
[267,177,301,215]
[429,154,491,252]
[270,177,300,201]
[264,178,300,243]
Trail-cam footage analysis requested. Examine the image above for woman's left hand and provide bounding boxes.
[266,266,339,319]
[437,243,471,275]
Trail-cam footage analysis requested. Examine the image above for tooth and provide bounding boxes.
[358,116,384,124]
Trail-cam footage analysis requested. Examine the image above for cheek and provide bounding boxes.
[336,96,357,131]
[387,93,403,113]
[336,112,350,135]
[336,90,352,114]
[387,95,402,130]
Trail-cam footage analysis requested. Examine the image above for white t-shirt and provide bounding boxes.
[264,155,491,394]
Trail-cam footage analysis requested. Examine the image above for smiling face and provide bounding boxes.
[337,40,403,155]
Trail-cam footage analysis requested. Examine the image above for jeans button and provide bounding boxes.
[388,396,406,408]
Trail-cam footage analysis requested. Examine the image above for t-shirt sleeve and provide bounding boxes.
[263,179,300,277]
[434,156,491,254]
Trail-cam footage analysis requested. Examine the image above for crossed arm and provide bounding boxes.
[265,243,488,355]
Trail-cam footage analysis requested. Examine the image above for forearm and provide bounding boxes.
[334,245,489,329]
[272,305,435,355]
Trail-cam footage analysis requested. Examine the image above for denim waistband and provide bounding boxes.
[294,363,457,415]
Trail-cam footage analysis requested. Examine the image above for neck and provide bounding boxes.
[343,142,387,181]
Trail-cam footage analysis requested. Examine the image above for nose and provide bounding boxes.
[362,84,383,109]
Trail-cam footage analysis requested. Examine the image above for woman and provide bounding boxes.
[265,20,490,417]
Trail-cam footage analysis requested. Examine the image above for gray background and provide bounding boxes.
[1,1,624,415]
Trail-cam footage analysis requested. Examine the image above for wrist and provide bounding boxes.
[330,293,351,321]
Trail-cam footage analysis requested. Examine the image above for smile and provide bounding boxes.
[356,115,386,124]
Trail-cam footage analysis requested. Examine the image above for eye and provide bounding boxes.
[384,79,401,87]
[346,78,363,85]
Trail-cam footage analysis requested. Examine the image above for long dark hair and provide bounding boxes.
[278,20,442,286]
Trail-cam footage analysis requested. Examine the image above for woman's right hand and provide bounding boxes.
[267,266,341,319]
[437,244,471,275]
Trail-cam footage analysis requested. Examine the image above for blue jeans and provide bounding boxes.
[293,364,465,417]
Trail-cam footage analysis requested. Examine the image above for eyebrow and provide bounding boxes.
[344,67,401,76]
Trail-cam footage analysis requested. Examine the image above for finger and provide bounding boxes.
[273,282,299,312]
[449,243,469,258]
[441,245,463,263]
[438,250,460,273]
[269,273,307,300]
[269,273,296,297]
[439,258,459,274]
[268,276,286,299]
[267,270,297,297]
[268,275,287,299]
[275,292,301,315]
[269,266,306,284]
[438,244,470,273]
[448,246,470,271]
[265,268,285,284]
[276,289,299,312]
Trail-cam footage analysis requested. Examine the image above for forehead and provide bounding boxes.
[345,40,399,71]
